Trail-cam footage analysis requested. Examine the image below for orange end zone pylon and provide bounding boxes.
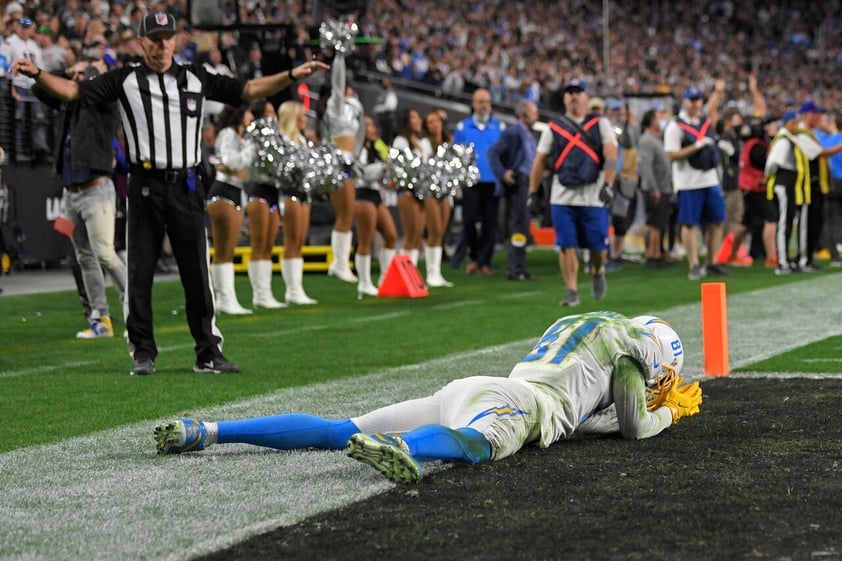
[701,282,729,376]
[377,254,429,298]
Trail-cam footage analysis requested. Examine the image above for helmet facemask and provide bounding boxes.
[631,315,684,411]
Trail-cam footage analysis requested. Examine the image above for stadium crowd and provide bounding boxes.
[2,0,842,314]
[2,1,841,112]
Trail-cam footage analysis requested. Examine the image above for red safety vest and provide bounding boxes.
[738,137,767,193]
[547,115,603,186]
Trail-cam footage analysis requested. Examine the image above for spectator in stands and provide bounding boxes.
[276,100,318,305]
[34,25,66,74]
[372,78,397,144]
[202,46,234,122]
[239,42,264,80]
[207,103,257,315]
[4,15,49,162]
[453,88,504,276]
[528,79,617,307]
[487,99,538,282]
[219,30,246,74]
[664,83,730,280]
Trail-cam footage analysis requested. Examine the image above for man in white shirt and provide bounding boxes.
[3,16,48,161]
[663,85,731,280]
[528,79,618,307]
[202,47,234,122]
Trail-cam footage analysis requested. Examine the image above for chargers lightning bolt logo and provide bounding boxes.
[468,405,528,425]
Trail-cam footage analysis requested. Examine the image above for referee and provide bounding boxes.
[11,13,329,376]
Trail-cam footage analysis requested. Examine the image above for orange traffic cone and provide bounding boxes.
[377,254,429,298]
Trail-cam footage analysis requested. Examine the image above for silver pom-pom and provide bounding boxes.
[244,117,283,185]
[385,147,428,199]
[432,143,480,197]
[319,19,359,54]
[301,142,346,199]
[276,136,307,195]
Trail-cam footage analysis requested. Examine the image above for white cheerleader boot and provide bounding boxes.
[425,246,454,287]
[405,248,420,267]
[378,247,396,286]
[283,258,318,305]
[355,254,379,298]
[213,262,253,315]
[328,230,358,283]
[249,260,287,309]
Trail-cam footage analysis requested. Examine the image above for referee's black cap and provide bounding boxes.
[140,12,176,38]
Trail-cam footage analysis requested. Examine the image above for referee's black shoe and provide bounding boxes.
[194,356,240,374]
[131,357,156,376]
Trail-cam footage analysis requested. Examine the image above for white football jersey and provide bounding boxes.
[506,311,664,448]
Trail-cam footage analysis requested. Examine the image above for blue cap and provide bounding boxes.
[607,100,622,110]
[564,79,586,93]
[799,101,825,114]
[683,87,703,100]
[781,110,798,123]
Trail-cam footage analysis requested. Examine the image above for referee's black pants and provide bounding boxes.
[125,171,223,364]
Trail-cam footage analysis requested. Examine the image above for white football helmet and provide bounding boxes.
[631,315,684,382]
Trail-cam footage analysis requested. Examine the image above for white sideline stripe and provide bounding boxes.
[803,358,842,363]
[430,299,482,310]
[2,275,842,561]
[349,311,411,323]
[0,360,97,379]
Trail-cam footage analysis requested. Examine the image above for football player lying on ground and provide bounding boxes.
[155,312,702,483]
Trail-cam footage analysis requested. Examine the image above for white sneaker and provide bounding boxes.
[76,317,114,339]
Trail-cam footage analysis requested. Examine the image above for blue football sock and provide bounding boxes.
[217,415,359,450]
[400,425,492,464]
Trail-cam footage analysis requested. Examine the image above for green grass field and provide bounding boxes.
[1,249,830,452]
[2,249,842,561]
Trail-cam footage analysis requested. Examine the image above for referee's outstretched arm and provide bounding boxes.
[10,58,80,102]
[243,60,330,101]
[10,54,330,105]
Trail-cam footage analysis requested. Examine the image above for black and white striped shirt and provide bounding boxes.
[79,61,245,170]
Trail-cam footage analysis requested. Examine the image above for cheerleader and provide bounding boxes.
[244,99,286,309]
[277,101,318,305]
[422,110,455,287]
[208,104,257,315]
[354,116,399,297]
[316,51,365,283]
[392,108,429,268]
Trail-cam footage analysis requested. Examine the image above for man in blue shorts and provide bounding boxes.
[663,84,732,280]
[528,79,618,306]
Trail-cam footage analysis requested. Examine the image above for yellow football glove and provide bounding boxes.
[662,379,702,424]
